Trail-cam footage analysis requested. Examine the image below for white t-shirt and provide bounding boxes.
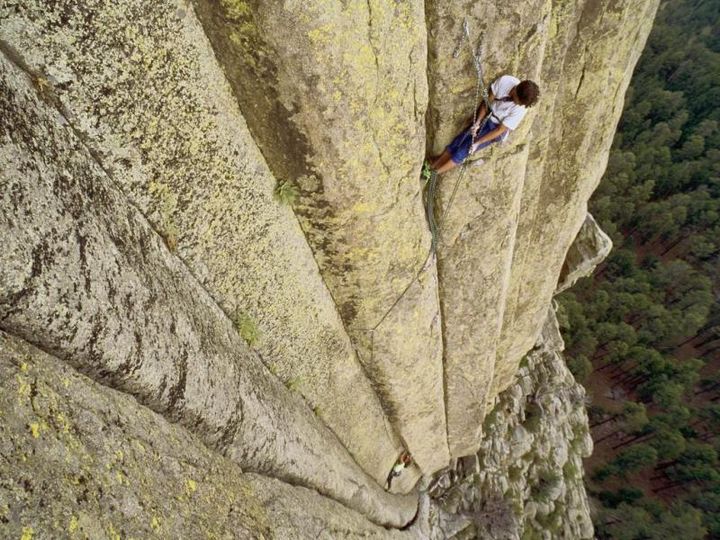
[490,75,527,130]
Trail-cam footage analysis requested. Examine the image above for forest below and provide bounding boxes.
[556,0,720,537]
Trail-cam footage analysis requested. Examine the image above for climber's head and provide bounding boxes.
[514,80,540,107]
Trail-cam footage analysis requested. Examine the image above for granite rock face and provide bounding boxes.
[0,0,656,534]
[556,212,613,293]
[0,52,414,527]
[426,0,658,458]
[192,0,448,476]
[0,331,419,539]
[0,0,402,487]
[427,308,595,540]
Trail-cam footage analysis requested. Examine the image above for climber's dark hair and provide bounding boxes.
[516,80,540,107]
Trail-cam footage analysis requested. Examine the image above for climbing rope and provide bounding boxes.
[368,16,488,333]
[421,18,491,255]
[347,17,492,466]
[367,17,490,334]
[438,18,492,231]
[423,165,441,253]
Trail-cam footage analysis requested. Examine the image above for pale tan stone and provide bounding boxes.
[0,53,415,526]
[556,213,613,294]
[0,0,661,529]
[427,307,594,539]
[193,0,449,475]
[426,0,658,457]
[0,331,421,539]
[0,0,402,486]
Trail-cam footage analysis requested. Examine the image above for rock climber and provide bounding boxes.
[385,451,413,490]
[429,75,540,174]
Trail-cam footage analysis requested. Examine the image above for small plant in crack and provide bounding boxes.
[234,310,260,346]
[421,161,433,184]
[274,180,299,206]
[34,76,53,96]
[285,376,303,392]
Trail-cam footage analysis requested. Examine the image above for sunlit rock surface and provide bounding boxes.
[427,308,594,539]
[0,0,657,534]
[0,0,402,487]
[192,0,448,476]
[0,52,414,527]
[426,0,658,457]
[0,331,421,539]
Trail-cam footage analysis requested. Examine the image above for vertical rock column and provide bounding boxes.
[427,0,657,458]
[0,53,417,527]
[493,0,659,396]
[425,1,550,459]
[0,0,400,485]
[193,0,449,474]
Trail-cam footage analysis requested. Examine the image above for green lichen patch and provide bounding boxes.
[285,376,303,392]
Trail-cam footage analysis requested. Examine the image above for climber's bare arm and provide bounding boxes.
[474,123,508,145]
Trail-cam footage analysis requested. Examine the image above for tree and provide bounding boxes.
[652,503,707,539]
[613,444,658,476]
[567,355,593,383]
[658,442,719,492]
[595,401,648,445]
[596,503,653,540]
[558,0,720,529]
[649,428,686,462]
[598,487,644,508]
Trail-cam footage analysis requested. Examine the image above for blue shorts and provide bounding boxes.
[446,120,502,164]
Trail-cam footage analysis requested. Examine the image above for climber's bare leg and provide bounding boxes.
[430,150,452,170]
[436,157,459,174]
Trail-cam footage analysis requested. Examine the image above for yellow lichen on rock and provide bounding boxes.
[0,0,662,532]
[0,332,410,538]
[68,515,79,534]
[28,422,40,439]
[426,0,659,458]
[1,0,404,488]
[193,0,449,477]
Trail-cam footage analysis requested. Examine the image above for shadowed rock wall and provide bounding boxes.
[426,0,658,458]
[0,0,404,487]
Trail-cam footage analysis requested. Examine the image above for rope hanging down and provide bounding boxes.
[369,18,488,338]
[349,18,490,456]
[424,17,490,252]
